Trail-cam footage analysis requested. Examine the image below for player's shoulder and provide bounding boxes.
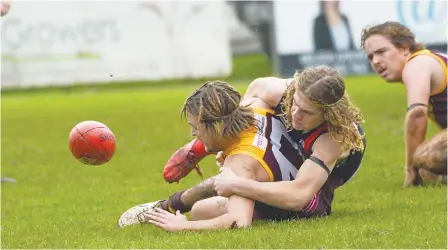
[312,132,346,164]
[403,52,440,80]
[406,50,444,70]
[226,109,271,153]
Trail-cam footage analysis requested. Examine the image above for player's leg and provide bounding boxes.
[190,196,228,220]
[163,138,215,183]
[117,176,218,227]
[412,129,447,185]
[252,185,334,222]
[158,177,217,213]
[416,169,447,185]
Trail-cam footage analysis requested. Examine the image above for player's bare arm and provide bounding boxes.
[215,133,343,211]
[145,153,267,231]
[243,77,292,108]
[401,56,434,177]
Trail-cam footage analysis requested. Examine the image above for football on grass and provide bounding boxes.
[69,120,116,166]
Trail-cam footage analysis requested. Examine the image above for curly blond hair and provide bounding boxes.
[181,81,256,139]
[361,21,425,53]
[282,66,365,152]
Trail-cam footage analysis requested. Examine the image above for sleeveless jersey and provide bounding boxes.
[222,108,304,182]
[274,97,366,185]
[407,49,447,129]
[289,122,366,185]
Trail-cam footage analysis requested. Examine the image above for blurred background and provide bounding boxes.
[2,0,446,89]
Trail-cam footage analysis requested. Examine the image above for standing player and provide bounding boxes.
[361,21,447,187]
[117,66,366,231]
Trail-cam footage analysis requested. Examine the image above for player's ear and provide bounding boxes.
[400,47,411,57]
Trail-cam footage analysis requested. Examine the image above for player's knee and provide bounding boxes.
[413,134,447,175]
[190,197,227,221]
[408,106,428,124]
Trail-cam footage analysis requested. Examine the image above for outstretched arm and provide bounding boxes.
[214,133,342,211]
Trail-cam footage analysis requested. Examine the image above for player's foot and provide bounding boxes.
[163,138,213,183]
[117,200,163,228]
[403,169,421,187]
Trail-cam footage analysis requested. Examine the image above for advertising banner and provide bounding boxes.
[1,1,231,88]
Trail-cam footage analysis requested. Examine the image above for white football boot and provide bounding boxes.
[117,200,163,228]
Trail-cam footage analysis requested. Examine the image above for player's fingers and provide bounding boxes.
[145,209,166,219]
[154,207,174,216]
[145,211,168,224]
[147,219,166,230]
[216,151,225,162]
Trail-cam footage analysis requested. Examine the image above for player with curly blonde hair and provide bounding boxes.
[282,67,365,153]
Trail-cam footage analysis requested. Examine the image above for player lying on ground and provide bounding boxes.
[361,21,447,187]
[117,66,367,231]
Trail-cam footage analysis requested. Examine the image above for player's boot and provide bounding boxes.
[163,138,214,183]
[117,200,163,228]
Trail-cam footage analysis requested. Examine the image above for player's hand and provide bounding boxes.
[403,168,421,187]
[143,208,189,232]
[213,167,240,197]
[215,151,225,167]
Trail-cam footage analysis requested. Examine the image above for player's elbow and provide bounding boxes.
[245,77,268,99]
[287,195,312,212]
[406,106,428,133]
[284,189,313,212]
[285,182,317,211]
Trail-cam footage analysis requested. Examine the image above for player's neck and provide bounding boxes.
[219,137,238,151]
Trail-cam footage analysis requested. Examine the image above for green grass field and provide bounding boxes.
[1,69,447,248]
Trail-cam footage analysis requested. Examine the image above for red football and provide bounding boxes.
[69,121,116,166]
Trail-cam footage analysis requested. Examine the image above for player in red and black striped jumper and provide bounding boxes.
[362,21,447,186]
[212,68,366,220]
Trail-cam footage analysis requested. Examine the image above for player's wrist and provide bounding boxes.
[182,220,193,231]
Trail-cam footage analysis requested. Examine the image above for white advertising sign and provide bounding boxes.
[1,1,231,88]
[274,0,447,54]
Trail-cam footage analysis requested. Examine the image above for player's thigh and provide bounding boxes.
[190,196,228,221]
[414,129,447,175]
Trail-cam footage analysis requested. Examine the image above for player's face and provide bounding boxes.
[1,0,11,16]
[323,0,339,11]
[290,91,325,132]
[364,34,410,82]
[187,113,219,152]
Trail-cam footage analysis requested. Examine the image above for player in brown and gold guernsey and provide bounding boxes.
[361,21,447,187]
